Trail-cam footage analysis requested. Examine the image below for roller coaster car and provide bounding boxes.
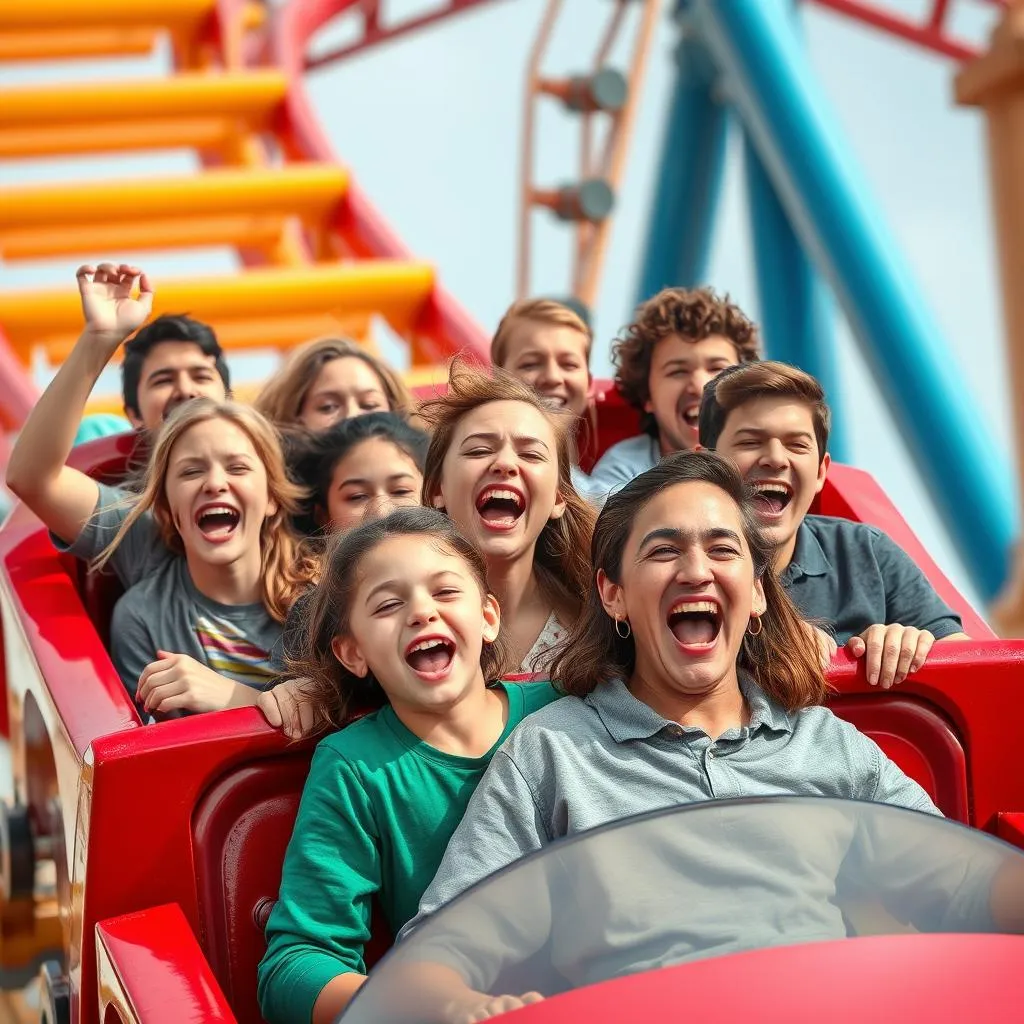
[0,383,1020,1023]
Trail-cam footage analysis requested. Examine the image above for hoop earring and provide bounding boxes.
[615,618,631,639]
[747,615,763,637]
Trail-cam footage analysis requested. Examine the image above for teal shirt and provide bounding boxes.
[256,680,559,1024]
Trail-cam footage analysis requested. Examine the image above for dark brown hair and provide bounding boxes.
[613,287,761,437]
[420,362,597,624]
[286,506,512,731]
[698,360,831,462]
[550,450,828,711]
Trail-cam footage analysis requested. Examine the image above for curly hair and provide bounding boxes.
[613,287,761,434]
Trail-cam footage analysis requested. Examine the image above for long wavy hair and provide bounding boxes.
[550,450,828,711]
[92,399,316,622]
[420,362,597,625]
[286,506,512,730]
[253,336,415,426]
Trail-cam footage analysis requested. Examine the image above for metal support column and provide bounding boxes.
[692,0,1014,598]
[635,15,728,302]
[744,133,848,462]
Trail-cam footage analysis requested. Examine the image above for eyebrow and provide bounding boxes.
[638,526,743,549]
[733,427,814,441]
[460,431,550,451]
[363,569,465,604]
[173,452,253,467]
[312,386,386,399]
[146,362,215,384]
[338,472,418,488]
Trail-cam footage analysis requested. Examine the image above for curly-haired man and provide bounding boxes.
[590,287,760,497]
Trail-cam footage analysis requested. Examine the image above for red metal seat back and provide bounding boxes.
[829,695,969,822]
[191,753,392,1024]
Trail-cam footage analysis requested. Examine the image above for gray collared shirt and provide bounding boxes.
[404,677,938,934]
[782,515,964,644]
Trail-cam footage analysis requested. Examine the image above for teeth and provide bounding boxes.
[409,638,448,653]
[479,488,523,509]
[670,600,719,617]
[756,484,791,496]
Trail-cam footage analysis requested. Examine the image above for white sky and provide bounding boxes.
[0,0,1011,613]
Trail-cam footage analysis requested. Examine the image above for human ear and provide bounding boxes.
[331,635,369,677]
[597,568,627,621]
[481,593,501,643]
[814,452,831,495]
[751,577,767,619]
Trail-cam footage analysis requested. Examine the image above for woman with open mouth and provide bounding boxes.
[257,507,559,1024]
[397,450,942,1021]
[83,398,317,717]
[419,364,597,674]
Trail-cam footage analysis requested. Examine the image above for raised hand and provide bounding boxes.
[76,262,154,343]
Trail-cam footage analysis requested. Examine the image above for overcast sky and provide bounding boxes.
[0,0,1011,612]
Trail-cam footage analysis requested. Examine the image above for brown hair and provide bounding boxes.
[614,287,761,436]
[285,506,512,731]
[550,450,828,711]
[93,399,317,622]
[490,299,592,367]
[253,337,415,426]
[698,360,831,462]
[420,362,597,625]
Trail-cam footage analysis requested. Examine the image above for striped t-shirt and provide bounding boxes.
[109,555,283,703]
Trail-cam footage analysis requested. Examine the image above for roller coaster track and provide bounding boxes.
[0,0,496,466]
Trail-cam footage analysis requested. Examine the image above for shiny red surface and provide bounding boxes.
[499,934,1024,1022]
[1,397,1021,1022]
[96,904,237,1023]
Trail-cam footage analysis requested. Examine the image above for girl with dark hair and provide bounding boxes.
[420,364,597,673]
[257,508,558,1024]
[288,412,428,538]
[400,451,939,1021]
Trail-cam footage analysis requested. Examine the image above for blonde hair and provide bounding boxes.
[490,299,596,459]
[92,399,317,622]
[490,299,592,368]
[254,337,415,427]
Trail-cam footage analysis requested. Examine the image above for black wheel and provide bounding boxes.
[0,802,35,902]
[39,960,69,1024]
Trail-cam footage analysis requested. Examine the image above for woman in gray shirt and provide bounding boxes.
[397,451,959,1021]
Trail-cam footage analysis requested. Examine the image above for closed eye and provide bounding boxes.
[645,544,679,560]
[373,599,402,615]
[709,545,740,557]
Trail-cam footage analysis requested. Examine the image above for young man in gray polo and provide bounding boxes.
[699,360,968,689]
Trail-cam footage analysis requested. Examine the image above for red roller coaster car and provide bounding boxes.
[0,385,1020,1024]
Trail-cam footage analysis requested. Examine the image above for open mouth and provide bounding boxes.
[404,635,456,678]
[195,503,240,540]
[680,403,701,430]
[751,481,794,518]
[666,599,723,649]
[539,393,568,410]
[475,485,526,531]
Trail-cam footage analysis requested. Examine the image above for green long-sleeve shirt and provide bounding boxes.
[256,680,560,1024]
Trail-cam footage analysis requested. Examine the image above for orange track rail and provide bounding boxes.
[0,0,493,450]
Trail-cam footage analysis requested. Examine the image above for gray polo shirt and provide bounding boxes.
[404,677,938,934]
[781,516,964,644]
[587,433,660,499]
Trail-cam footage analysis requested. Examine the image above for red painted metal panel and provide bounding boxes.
[997,812,1024,851]
[96,904,237,1023]
[495,934,1024,1022]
